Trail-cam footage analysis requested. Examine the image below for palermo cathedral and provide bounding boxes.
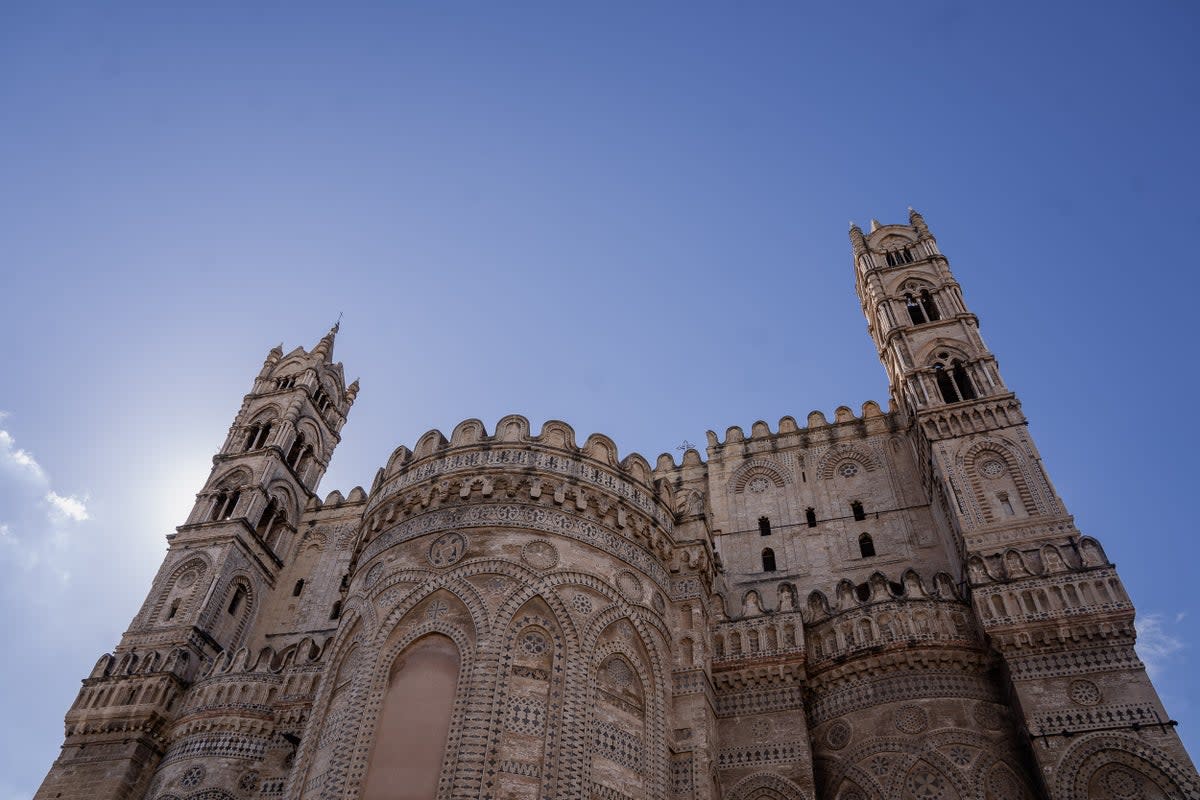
[37,211,1200,800]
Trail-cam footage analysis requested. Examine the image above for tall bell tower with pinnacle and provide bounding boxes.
[851,210,1199,798]
[35,325,358,800]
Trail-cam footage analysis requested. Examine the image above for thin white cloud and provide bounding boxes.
[46,491,89,522]
[0,429,47,482]
[0,416,89,580]
[1136,612,1186,679]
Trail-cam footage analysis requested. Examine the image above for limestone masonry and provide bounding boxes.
[37,211,1200,799]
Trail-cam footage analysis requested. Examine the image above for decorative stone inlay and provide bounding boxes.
[363,503,670,588]
[906,766,949,799]
[571,593,593,615]
[973,701,1004,731]
[980,459,1006,478]
[364,562,384,587]
[521,539,559,570]
[825,720,852,750]
[894,704,929,734]
[750,718,771,740]
[986,766,1024,800]
[179,765,205,787]
[607,658,633,688]
[747,476,770,493]
[178,570,197,588]
[520,631,548,656]
[367,447,672,528]
[1097,765,1142,798]
[652,591,666,614]
[427,531,467,567]
[1069,678,1102,706]
[616,570,644,600]
[946,745,974,767]
[238,771,260,792]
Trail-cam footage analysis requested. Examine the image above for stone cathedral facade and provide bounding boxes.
[37,211,1200,800]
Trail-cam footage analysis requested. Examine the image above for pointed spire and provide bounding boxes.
[312,321,339,362]
[908,206,931,238]
[347,379,361,404]
[259,343,284,378]
[849,221,867,256]
[869,219,882,232]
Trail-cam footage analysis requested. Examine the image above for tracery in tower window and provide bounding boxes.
[932,352,977,403]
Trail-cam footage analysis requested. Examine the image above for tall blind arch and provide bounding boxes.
[361,634,461,800]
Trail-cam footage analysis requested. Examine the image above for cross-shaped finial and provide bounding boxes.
[677,440,695,452]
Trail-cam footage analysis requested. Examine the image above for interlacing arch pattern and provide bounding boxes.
[1052,732,1199,799]
[144,553,211,624]
[291,545,675,800]
[724,770,810,800]
[483,608,567,799]
[730,458,792,493]
[816,445,880,480]
[958,437,1050,524]
[817,727,1034,800]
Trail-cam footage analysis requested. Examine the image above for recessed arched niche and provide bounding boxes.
[361,634,461,800]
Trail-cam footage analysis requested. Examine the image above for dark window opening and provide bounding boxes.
[905,293,927,325]
[855,582,871,602]
[885,248,915,267]
[293,579,305,597]
[920,289,940,321]
[166,598,180,620]
[889,580,905,596]
[330,600,343,620]
[934,359,977,403]
[761,548,777,572]
[952,360,977,400]
[859,533,876,558]
[287,435,307,469]
[213,490,240,521]
[758,516,772,536]
[805,507,817,527]
[934,363,958,403]
[256,499,278,537]
[851,501,866,521]
[227,586,246,615]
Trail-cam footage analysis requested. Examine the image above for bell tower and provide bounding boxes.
[852,212,1199,797]
[35,325,358,800]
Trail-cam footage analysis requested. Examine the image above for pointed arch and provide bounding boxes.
[360,633,462,800]
[725,770,810,800]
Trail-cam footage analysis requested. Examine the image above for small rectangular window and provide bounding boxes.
[758,517,772,536]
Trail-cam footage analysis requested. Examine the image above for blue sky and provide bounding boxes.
[2,2,1198,795]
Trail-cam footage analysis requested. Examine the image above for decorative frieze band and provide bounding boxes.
[369,448,672,528]
[362,502,670,588]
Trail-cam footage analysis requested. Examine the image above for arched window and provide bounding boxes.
[256,498,278,537]
[761,548,777,572]
[933,353,977,403]
[211,490,240,521]
[952,359,977,400]
[919,289,940,321]
[905,293,927,324]
[361,635,461,800]
[227,585,246,615]
[758,516,772,536]
[859,533,876,558]
[851,501,866,521]
[166,597,181,620]
[287,435,307,469]
[805,507,817,527]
